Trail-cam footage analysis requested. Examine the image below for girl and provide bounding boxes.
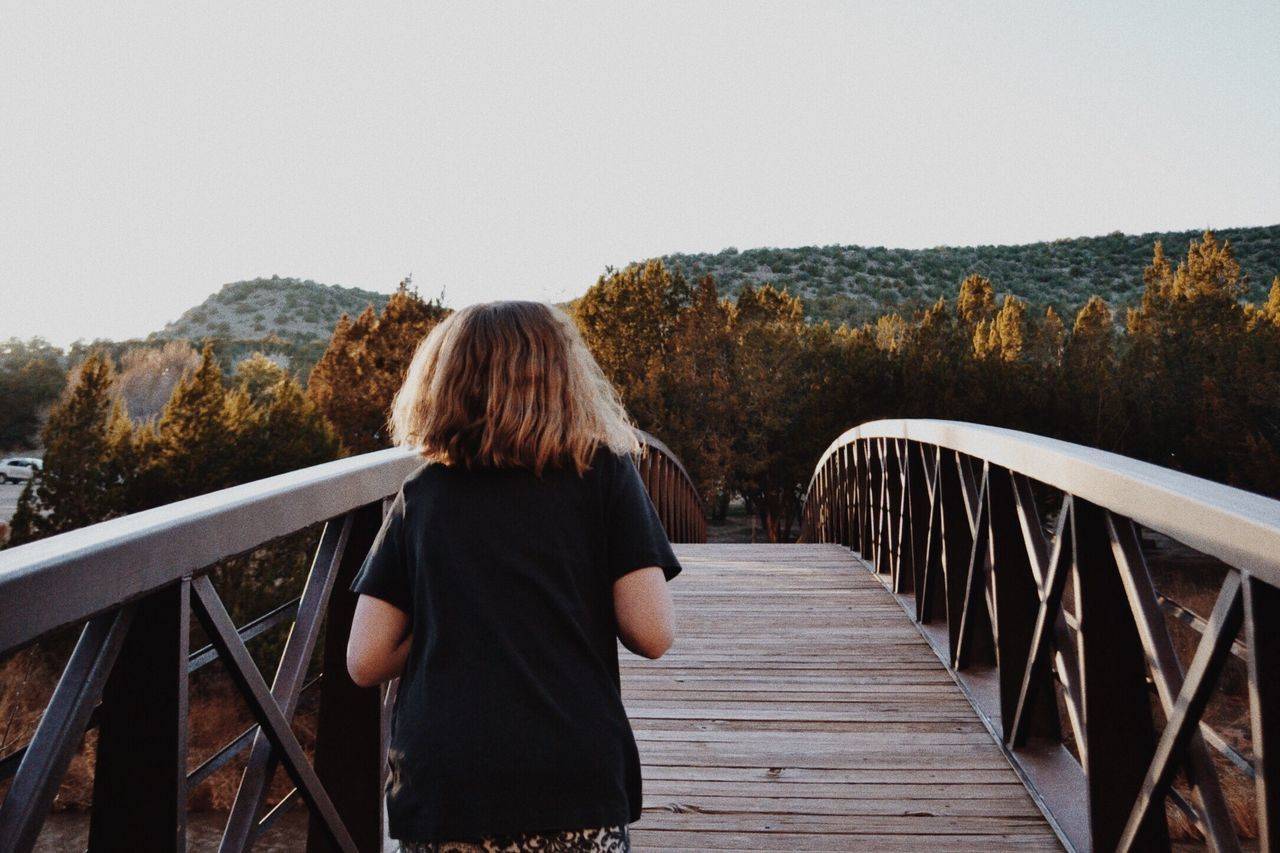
[346,301,679,852]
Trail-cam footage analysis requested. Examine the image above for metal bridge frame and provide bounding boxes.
[801,418,1280,853]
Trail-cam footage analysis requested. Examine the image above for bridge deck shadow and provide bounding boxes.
[621,543,1060,852]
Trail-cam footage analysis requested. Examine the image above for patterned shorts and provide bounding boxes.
[398,824,630,853]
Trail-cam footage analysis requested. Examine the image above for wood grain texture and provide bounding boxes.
[625,543,1060,852]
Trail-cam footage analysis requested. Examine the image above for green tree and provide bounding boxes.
[237,375,341,481]
[1234,276,1280,495]
[308,279,449,453]
[956,274,997,328]
[900,297,972,419]
[1028,306,1066,369]
[234,352,289,406]
[131,342,238,508]
[1122,232,1250,477]
[572,260,693,427]
[1063,297,1122,449]
[0,338,66,449]
[872,313,908,354]
[652,276,736,513]
[727,285,822,541]
[974,295,1028,363]
[7,353,132,545]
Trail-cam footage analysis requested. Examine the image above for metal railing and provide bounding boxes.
[0,434,704,853]
[635,430,707,545]
[800,419,1280,853]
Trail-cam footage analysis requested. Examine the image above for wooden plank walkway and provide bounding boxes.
[624,543,1060,852]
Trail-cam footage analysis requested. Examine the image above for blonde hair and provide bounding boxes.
[390,301,639,474]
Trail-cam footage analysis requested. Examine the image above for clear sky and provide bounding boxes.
[3,1,1278,347]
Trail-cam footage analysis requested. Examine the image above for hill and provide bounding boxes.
[658,225,1280,327]
[157,276,390,343]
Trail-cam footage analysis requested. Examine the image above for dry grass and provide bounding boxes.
[0,649,317,814]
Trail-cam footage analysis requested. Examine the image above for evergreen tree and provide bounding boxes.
[1029,306,1066,369]
[308,279,448,453]
[1262,277,1280,327]
[573,260,693,427]
[133,342,237,508]
[1063,297,1122,449]
[655,276,736,513]
[956,274,997,328]
[239,375,341,480]
[1122,232,1250,476]
[727,284,817,541]
[7,353,132,546]
[975,295,1028,363]
[872,313,908,354]
[307,310,367,449]
[900,296,972,419]
[233,352,288,406]
[0,338,66,449]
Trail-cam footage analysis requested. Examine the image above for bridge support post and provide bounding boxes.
[1073,499,1169,852]
[938,452,974,663]
[1246,576,1280,849]
[88,580,190,852]
[308,502,386,853]
[987,468,1058,742]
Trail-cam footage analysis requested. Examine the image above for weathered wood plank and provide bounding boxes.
[621,543,1059,849]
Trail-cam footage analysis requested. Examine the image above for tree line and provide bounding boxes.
[660,224,1280,329]
[6,232,1278,551]
[576,231,1280,541]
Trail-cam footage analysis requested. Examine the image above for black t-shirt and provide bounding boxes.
[350,447,681,842]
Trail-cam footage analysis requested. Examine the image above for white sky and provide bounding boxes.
[3,1,1278,347]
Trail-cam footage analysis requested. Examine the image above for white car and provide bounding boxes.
[0,457,42,483]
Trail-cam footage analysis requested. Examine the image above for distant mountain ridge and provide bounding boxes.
[155,225,1280,347]
[659,225,1280,327]
[157,277,390,343]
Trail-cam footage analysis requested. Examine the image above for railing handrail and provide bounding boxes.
[0,448,423,656]
[635,428,707,516]
[0,432,704,657]
[807,418,1280,587]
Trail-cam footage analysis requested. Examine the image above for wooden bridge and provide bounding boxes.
[1,422,1278,852]
[625,543,1057,851]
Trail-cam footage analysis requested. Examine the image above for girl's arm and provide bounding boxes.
[614,566,675,659]
[347,594,412,687]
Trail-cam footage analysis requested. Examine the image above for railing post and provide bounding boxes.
[308,502,386,853]
[826,455,836,544]
[939,452,974,661]
[885,439,906,590]
[917,445,947,625]
[1073,498,1169,852]
[836,444,849,548]
[88,579,190,853]
[1246,575,1280,848]
[670,458,680,537]
[901,441,926,596]
[847,442,860,554]
[987,468,1057,742]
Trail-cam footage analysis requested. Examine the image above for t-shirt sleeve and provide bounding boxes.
[606,453,683,583]
[350,490,414,616]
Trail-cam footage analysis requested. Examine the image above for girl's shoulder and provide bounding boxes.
[587,445,631,476]
[398,459,450,500]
